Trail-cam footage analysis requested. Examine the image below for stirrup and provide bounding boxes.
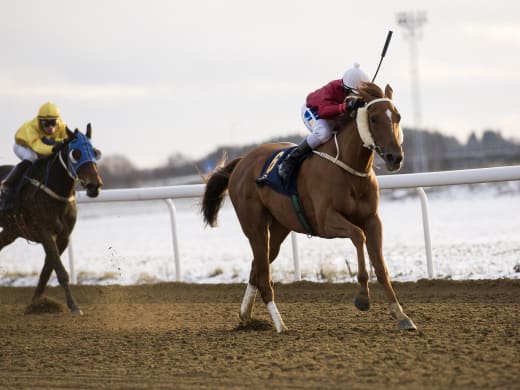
[0,198,10,211]
[278,159,295,182]
[0,189,14,211]
[255,174,268,186]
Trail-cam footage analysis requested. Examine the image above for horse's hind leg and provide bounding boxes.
[240,220,290,327]
[240,211,288,332]
[363,215,416,330]
[37,234,82,315]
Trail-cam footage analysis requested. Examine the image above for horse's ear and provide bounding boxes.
[66,127,74,139]
[86,123,92,139]
[385,84,393,99]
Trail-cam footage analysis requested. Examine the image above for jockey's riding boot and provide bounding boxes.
[278,139,312,183]
[0,160,32,211]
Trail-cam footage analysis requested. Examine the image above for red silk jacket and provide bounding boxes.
[306,79,348,119]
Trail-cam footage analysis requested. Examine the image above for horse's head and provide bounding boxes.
[356,83,404,172]
[64,124,103,197]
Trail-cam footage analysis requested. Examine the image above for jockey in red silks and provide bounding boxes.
[277,63,371,183]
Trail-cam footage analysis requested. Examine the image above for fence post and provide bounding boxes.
[416,187,433,278]
[67,237,77,284]
[290,232,301,281]
[164,199,182,281]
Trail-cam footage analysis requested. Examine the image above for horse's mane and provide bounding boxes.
[32,134,73,171]
[358,82,384,99]
[332,82,386,132]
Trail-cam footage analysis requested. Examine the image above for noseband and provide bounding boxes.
[356,98,403,156]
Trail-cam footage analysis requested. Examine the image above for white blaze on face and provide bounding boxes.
[386,108,403,145]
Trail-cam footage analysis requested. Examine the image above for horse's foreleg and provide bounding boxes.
[352,240,370,311]
[322,209,370,310]
[40,234,82,315]
[363,215,416,330]
[33,234,56,300]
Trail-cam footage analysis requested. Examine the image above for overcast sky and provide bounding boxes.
[1,0,519,168]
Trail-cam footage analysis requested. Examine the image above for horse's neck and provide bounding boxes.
[33,152,75,197]
[323,120,374,173]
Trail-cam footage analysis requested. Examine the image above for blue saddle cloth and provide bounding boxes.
[256,147,311,195]
[256,146,315,235]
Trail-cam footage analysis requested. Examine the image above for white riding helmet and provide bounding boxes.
[342,63,371,91]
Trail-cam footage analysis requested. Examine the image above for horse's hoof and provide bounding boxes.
[71,308,83,316]
[275,322,289,333]
[398,318,417,331]
[353,296,371,311]
[238,312,251,325]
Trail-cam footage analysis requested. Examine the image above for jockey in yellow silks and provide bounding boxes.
[0,102,68,211]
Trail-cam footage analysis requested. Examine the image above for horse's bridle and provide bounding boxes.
[312,133,371,177]
[27,134,99,203]
[356,97,403,156]
[312,97,402,178]
[25,148,77,203]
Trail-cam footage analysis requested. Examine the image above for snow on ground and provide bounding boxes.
[1,183,519,286]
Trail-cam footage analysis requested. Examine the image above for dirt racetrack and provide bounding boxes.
[0,279,518,389]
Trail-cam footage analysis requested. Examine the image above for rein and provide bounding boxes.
[59,150,80,180]
[312,133,372,178]
[27,177,75,203]
[312,97,398,177]
[26,147,78,203]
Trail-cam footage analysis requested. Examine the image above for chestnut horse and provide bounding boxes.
[202,82,416,332]
[0,124,102,314]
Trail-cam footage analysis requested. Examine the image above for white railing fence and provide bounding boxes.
[71,165,520,284]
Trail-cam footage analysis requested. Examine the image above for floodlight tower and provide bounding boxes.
[397,11,427,172]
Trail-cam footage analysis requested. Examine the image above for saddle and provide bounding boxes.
[0,163,34,212]
[255,147,314,235]
[255,147,311,195]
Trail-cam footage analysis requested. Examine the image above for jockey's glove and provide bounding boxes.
[52,141,66,153]
[346,97,365,110]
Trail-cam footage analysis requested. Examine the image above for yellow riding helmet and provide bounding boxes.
[37,102,61,119]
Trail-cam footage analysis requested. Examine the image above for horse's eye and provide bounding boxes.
[370,116,377,124]
[94,148,102,160]
[69,149,81,163]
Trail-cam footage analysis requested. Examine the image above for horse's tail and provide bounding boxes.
[201,157,242,227]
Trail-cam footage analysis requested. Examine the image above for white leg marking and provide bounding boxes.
[389,302,408,320]
[239,283,258,321]
[267,301,288,333]
[389,302,417,330]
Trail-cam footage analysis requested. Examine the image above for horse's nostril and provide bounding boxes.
[385,153,403,165]
[385,153,403,170]
[85,182,101,196]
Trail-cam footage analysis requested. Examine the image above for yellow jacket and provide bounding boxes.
[15,117,68,156]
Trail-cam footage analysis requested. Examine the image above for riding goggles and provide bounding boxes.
[40,119,58,128]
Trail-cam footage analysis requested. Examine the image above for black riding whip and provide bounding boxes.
[372,30,393,82]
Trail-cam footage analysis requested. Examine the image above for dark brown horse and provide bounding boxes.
[0,124,102,314]
[202,82,416,332]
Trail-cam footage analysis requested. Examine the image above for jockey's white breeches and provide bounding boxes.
[13,144,38,162]
[301,104,333,149]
